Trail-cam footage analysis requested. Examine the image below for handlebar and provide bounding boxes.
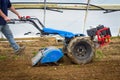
[8,16,45,27]
[8,16,45,33]
[8,16,31,24]
[8,19,21,24]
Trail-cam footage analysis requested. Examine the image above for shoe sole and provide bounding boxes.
[15,47,26,55]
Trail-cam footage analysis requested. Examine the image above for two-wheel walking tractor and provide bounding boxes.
[8,16,111,66]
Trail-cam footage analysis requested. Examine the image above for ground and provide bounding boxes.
[0,37,120,80]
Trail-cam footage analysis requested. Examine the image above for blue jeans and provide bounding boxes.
[0,24,20,52]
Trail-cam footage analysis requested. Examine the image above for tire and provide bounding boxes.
[67,37,95,64]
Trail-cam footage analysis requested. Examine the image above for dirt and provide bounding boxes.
[0,37,120,80]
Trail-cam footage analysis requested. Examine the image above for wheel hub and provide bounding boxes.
[76,46,87,57]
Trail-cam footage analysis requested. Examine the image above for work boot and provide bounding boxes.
[15,46,26,55]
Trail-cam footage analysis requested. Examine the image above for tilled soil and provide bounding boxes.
[0,37,120,80]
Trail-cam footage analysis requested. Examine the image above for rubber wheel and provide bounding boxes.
[67,37,95,64]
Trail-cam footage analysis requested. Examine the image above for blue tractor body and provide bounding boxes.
[43,27,85,38]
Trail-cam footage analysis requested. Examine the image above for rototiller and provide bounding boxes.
[8,16,111,66]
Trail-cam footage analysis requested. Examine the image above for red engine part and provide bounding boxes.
[96,27,111,47]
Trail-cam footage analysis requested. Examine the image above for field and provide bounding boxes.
[0,37,120,80]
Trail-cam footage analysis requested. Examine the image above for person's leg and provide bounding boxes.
[1,24,20,52]
[0,25,2,31]
[0,25,3,37]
